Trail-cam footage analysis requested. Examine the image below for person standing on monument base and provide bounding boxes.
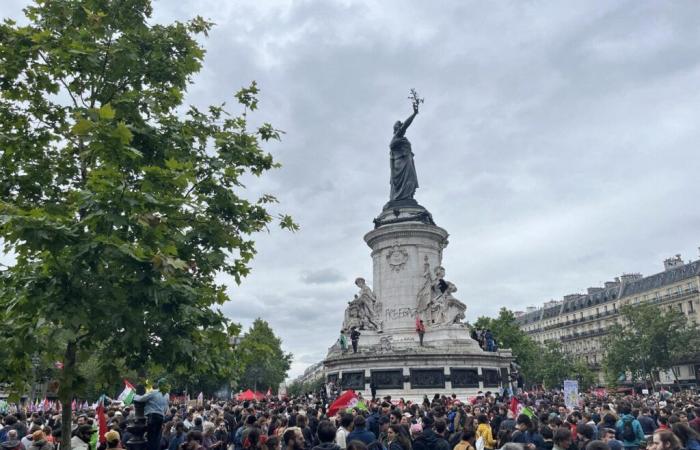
[350,327,361,353]
[416,319,426,346]
[133,379,169,450]
[338,330,348,353]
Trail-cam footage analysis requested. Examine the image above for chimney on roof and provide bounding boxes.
[620,273,643,283]
[663,254,684,271]
[604,280,620,289]
[544,300,561,309]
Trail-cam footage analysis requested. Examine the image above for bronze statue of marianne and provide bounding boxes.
[389,90,423,202]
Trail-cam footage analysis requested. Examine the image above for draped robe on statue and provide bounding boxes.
[389,135,419,201]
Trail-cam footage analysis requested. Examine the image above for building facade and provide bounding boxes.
[515,254,700,387]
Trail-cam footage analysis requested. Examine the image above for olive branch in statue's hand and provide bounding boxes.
[408,88,424,113]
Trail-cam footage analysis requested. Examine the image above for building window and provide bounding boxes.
[689,301,695,313]
[678,303,683,313]
[667,288,673,297]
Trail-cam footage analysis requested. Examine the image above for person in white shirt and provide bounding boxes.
[335,413,353,450]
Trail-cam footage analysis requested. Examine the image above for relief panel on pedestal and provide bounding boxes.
[410,368,445,389]
[450,368,480,388]
[341,371,365,390]
[482,369,501,387]
[371,369,404,389]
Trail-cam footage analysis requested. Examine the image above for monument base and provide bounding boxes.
[325,204,513,401]
[324,328,513,401]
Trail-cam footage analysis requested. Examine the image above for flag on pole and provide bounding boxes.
[197,392,204,406]
[266,387,272,397]
[71,399,77,411]
[117,380,135,406]
[509,397,534,418]
[96,396,108,444]
[327,390,364,417]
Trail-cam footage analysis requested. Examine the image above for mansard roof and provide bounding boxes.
[620,260,700,297]
[516,259,700,325]
[560,286,619,313]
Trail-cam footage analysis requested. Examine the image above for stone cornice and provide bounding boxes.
[324,350,513,367]
[364,223,449,249]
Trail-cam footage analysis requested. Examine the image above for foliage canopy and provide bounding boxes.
[603,302,700,385]
[0,1,295,447]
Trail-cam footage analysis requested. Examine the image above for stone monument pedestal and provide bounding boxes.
[323,204,513,401]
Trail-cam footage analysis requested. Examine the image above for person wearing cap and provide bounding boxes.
[104,430,121,450]
[27,431,51,450]
[409,423,422,440]
[133,379,170,450]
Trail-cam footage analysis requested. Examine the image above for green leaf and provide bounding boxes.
[113,122,133,144]
[71,119,93,136]
[98,104,115,120]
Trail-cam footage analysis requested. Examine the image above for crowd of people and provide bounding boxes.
[469,330,497,352]
[1,387,699,450]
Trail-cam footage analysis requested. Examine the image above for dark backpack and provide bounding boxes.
[621,418,635,442]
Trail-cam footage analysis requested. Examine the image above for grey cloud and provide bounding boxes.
[5,0,700,379]
[300,268,344,284]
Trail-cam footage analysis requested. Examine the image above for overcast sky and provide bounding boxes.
[3,1,700,380]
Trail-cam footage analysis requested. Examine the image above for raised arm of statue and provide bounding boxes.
[394,104,418,138]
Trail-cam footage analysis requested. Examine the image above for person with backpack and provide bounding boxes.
[614,406,644,450]
[475,415,495,450]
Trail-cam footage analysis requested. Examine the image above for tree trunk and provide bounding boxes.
[61,396,72,450]
[60,341,77,450]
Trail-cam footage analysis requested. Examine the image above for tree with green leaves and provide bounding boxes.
[287,376,324,398]
[533,341,597,390]
[0,1,295,448]
[474,308,596,389]
[235,318,292,393]
[474,307,540,379]
[603,302,700,387]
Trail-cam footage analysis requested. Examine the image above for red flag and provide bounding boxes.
[96,398,108,444]
[71,399,77,411]
[509,397,519,418]
[327,390,359,417]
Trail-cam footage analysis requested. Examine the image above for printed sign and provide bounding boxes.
[563,380,579,410]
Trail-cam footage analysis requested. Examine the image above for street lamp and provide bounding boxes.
[30,355,40,403]
[126,387,147,450]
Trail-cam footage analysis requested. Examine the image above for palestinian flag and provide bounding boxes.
[509,397,534,418]
[327,390,367,417]
[117,380,135,406]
